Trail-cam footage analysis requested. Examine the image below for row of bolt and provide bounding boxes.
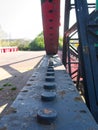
[37,58,57,125]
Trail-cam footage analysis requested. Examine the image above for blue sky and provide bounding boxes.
[0,0,96,40]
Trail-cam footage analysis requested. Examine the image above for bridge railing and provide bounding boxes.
[0,47,18,53]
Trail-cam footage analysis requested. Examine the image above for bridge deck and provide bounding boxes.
[0,55,98,130]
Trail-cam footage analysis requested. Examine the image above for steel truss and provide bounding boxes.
[62,0,98,122]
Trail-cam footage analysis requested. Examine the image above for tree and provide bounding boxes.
[29,32,45,50]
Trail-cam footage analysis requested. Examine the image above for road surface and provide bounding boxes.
[0,51,45,118]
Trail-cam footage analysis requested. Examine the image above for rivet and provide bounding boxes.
[46,72,55,76]
[37,108,57,125]
[47,68,54,72]
[41,92,56,101]
[48,66,54,69]
[44,83,56,90]
[29,79,34,81]
[45,76,55,82]
[26,83,32,86]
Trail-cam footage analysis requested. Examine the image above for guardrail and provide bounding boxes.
[0,47,18,53]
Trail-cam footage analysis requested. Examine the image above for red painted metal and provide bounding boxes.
[41,0,60,55]
[0,47,18,53]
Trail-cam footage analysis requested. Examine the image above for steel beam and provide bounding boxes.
[74,0,98,122]
[62,0,71,66]
[65,23,77,37]
[96,0,98,10]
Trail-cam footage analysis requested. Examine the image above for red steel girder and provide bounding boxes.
[41,0,60,55]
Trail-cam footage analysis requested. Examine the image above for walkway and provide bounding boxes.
[0,51,45,118]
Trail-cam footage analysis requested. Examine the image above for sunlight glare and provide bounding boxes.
[0,68,12,80]
[0,103,8,113]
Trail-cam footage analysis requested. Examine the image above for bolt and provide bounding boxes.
[45,76,55,82]
[41,92,56,101]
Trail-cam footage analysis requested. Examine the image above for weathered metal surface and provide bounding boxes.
[0,55,98,130]
[75,0,98,121]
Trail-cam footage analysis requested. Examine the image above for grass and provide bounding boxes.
[2,83,17,90]
[0,88,3,91]
[3,83,12,87]
[11,87,17,90]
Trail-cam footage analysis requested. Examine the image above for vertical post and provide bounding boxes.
[75,0,98,122]
[96,0,98,37]
[95,0,98,48]
[62,0,71,66]
[96,0,98,10]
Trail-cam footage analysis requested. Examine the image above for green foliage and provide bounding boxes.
[11,87,17,90]
[18,42,30,51]
[0,40,9,47]
[3,83,12,87]
[29,32,45,50]
[0,88,3,91]
[0,32,45,51]
[29,33,63,51]
[0,39,31,51]
[0,33,63,51]
[59,36,63,50]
